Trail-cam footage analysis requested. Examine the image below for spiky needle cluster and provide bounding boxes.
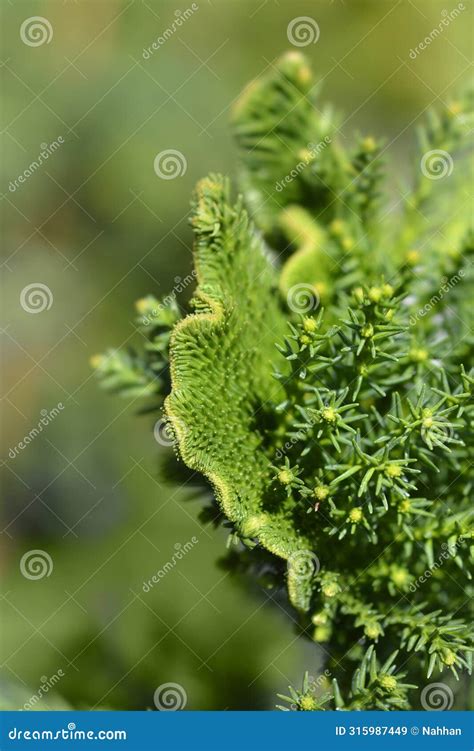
[94,53,473,710]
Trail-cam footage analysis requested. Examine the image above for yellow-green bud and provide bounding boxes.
[406,249,420,266]
[314,485,330,501]
[348,508,363,524]
[278,469,294,485]
[398,499,411,514]
[443,650,456,666]
[353,287,365,303]
[303,317,318,333]
[379,674,397,692]
[362,136,377,153]
[410,347,429,363]
[364,622,383,640]
[390,566,410,587]
[300,695,317,711]
[313,625,331,642]
[322,582,339,598]
[311,611,328,626]
[322,407,337,423]
[368,286,382,303]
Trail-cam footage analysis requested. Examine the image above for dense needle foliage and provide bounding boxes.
[94,53,473,710]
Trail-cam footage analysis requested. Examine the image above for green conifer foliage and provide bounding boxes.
[94,53,473,710]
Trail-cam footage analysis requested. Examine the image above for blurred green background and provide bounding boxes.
[1,0,472,710]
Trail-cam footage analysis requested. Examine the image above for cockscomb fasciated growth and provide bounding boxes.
[96,53,474,710]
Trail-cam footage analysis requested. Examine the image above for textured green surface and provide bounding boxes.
[165,176,313,607]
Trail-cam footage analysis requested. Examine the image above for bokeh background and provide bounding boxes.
[1,0,472,710]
